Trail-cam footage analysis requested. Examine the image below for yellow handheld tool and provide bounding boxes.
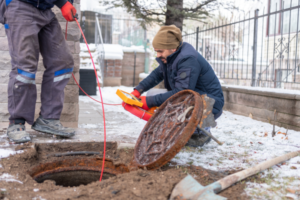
[116,89,143,107]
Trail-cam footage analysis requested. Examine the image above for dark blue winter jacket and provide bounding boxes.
[135,42,224,115]
[17,0,72,10]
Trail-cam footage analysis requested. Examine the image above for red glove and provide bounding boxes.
[131,89,141,98]
[61,1,77,22]
[140,96,150,111]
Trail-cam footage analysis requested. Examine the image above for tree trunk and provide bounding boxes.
[165,0,184,31]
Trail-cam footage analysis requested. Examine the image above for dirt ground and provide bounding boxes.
[0,142,251,200]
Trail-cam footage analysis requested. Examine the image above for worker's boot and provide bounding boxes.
[32,116,75,138]
[186,127,211,147]
[7,123,31,143]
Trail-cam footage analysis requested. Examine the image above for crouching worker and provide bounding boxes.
[130,25,224,147]
[0,0,78,143]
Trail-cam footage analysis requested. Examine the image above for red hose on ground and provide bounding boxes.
[67,20,107,181]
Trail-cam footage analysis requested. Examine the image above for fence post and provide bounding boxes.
[133,51,137,87]
[95,13,98,44]
[196,27,199,52]
[251,9,259,87]
[144,28,149,73]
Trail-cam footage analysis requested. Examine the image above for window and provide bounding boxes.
[268,0,300,36]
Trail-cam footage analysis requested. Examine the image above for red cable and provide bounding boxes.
[75,18,107,182]
[66,19,107,181]
[66,22,121,106]
[72,73,121,106]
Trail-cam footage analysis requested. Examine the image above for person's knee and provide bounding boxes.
[214,110,223,120]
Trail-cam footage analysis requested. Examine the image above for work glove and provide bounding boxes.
[140,96,150,111]
[61,1,77,22]
[131,89,141,98]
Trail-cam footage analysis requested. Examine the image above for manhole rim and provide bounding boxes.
[28,157,129,181]
[133,90,203,170]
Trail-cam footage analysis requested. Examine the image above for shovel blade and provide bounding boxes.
[170,175,227,200]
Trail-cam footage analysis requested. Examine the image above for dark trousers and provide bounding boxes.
[4,0,74,124]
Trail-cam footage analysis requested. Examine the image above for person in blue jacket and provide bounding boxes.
[0,0,77,143]
[130,25,224,147]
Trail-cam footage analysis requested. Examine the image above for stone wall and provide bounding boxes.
[222,85,300,131]
[0,0,81,128]
[103,59,122,86]
[122,52,149,87]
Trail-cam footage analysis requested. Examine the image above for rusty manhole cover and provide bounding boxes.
[28,158,129,187]
[133,90,203,170]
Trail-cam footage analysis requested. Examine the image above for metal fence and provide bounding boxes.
[183,1,300,90]
[95,14,105,85]
[112,18,146,47]
[96,15,150,73]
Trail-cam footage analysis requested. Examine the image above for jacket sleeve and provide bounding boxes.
[47,0,69,8]
[146,56,201,108]
[135,66,164,94]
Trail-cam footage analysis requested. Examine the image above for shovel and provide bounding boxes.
[171,150,300,200]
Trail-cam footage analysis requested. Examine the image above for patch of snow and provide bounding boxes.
[103,44,123,60]
[123,45,151,53]
[0,173,23,184]
[0,164,2,168]
[0,149,17,159]
[223,84,300,95]
[80,43,96,52]
[286,193,299,200]
[33,188,39,192]
[79,86,147,138]
[79,124,99,129]
[139,73,149,79]
[32,196,46,200]
[170,110,300,199]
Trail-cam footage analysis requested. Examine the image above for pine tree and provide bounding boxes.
[101,0,234,30]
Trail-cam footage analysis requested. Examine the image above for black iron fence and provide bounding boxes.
[183,1,300,90]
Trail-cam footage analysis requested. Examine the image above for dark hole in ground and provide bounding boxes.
[34,170,115,187]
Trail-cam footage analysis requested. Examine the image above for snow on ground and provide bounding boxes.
[0,149,18,159]
[222,84,300,95]
[172,110,300,199]
[0,134,24,159]
[79,86,147,125]
[80,86,300,199]
[0,85,299,199]
[0,173,23,184]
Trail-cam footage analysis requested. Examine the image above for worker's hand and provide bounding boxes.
[61,1,77,22]
[131,89,141,98]
[140,96,150,111]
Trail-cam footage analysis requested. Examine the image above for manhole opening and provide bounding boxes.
[34,170,116,187]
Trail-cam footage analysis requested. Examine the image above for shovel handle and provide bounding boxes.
[216,151,300,192]
[198,126,224,145]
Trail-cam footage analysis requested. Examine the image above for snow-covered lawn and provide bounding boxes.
[174,111,300,199]
[80,86,300,199]
[0,86,299,199]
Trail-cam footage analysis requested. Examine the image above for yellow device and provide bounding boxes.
[116,89,143,107]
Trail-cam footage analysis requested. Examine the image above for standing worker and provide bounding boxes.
[0,0,77,143]
[131,25,224,147]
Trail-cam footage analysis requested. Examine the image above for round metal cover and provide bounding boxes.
[134,90,203,170]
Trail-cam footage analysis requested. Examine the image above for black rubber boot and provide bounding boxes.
[186,127,211,147]
[32,116,75,138]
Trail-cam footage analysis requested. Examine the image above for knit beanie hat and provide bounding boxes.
[152,25,182,49]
